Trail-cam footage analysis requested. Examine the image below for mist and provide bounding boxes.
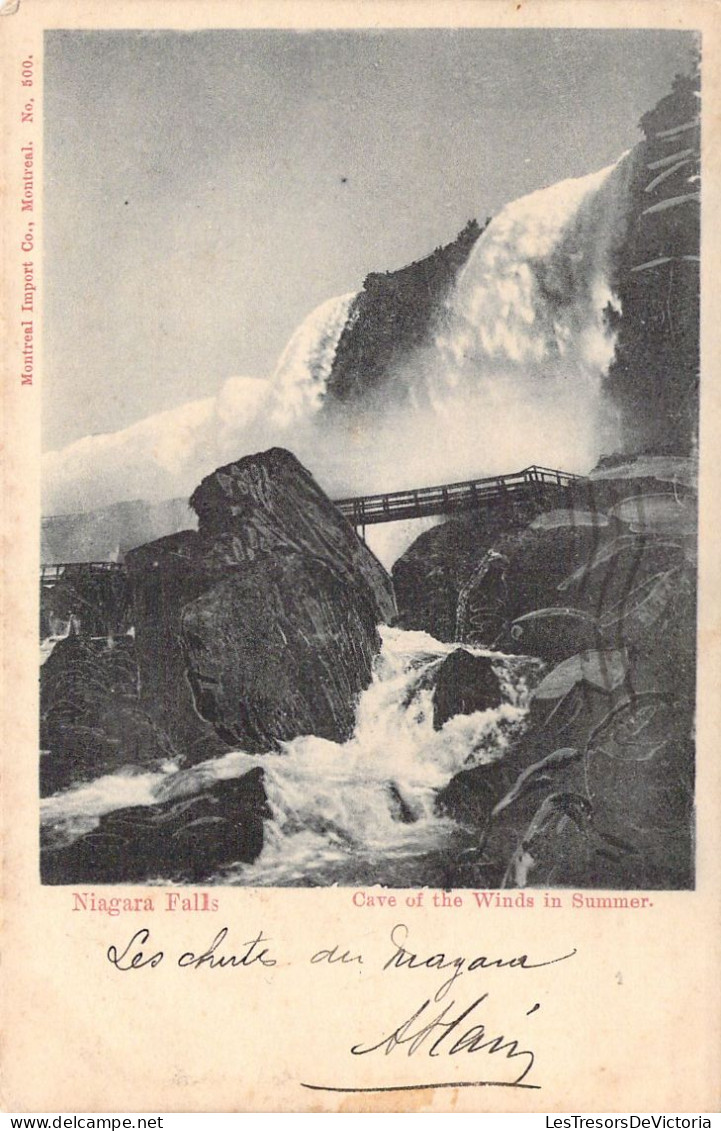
[43,158,634,522]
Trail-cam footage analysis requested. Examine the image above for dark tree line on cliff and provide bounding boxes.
[325,219,486,406]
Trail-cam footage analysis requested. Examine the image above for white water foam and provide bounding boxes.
[42,628,542,886]
[266,292,358,427]
[40,761,179,846]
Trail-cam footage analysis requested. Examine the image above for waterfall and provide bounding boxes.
[266,292,358,426]
[442,161,630,382]
[42,156,636,517]
[322,159,634,497]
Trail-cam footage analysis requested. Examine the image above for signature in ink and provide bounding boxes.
[350,992,537,1086]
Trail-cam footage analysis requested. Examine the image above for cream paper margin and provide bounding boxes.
[1,0,720,1114]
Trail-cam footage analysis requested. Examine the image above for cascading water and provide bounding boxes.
[40,159,639,885]
[41,627,542,886]
[266,292,358,427]
[442,161,630,381]
[314,158,634,502]
[43,156,636,516]
[40,615,78,665]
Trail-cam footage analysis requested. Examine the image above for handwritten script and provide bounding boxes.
[106,922,577,1093]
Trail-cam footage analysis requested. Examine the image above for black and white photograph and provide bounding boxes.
[38,27,700,893]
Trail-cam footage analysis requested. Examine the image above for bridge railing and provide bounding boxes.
[40,561,126,584]
[333,465,582,525]
[40,466,584,574]
[521,465,580,486]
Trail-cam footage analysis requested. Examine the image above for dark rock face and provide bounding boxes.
[387,782,417,824]
[432,650,502,730]
[435,760,515,839]
[604,70,699,456]
[393,507,603,651]
[125,449,394,763]
[492,525,604,623]
[40,634,173,797]
[325,220,484,408]
[40,566,131,640]
[503,609,599,665]
[403,460,696,891]
[392,503,540,642]
[190,447,396,624]
[125,531,231,766]
[41,768,269,884]
[182,556,381,750]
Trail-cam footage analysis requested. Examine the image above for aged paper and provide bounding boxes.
[2,0,720,1114]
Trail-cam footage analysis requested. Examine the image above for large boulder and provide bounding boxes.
[126,449,395,763]
[41,767,269,884]
[432,649,502,730]
[455,518,611,653]
[392,506,537,642]
[182,556,381,750]
[40,634,173,796]
[190,447,396,623]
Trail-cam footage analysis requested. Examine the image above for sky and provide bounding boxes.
[43,28,698,451]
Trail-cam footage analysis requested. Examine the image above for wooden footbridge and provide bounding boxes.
[41,465,582,576]
[333,464,582,532]
[40,561,125,587]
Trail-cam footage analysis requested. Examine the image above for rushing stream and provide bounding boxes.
[41,627,542,887]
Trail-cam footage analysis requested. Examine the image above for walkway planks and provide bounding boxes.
[333,464,582,528]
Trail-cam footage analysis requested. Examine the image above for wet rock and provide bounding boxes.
[182,556,381,750]
[40,634,172,796]
[582,693,694,889]
[40,566,131,641]
[501,609,601,664]
[190,447,396,624]
[491,524,604,624]
[432,649,502,730]
[392,508,535,642]
[393,504,606,646]
[388,782,417,824]
[125,531,230,766]
[455,551,509,646]
[435,760,512,833]
[41,767,270,884]
[325,220,483,407]
[125,449,393,763]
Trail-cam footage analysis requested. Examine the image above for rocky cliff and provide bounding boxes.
[398,454,697,890]
[323,219,484,408]
[604,67,700,454]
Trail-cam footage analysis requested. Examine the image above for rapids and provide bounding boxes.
[40,627,543,887]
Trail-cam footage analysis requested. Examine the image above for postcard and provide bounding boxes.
[2,0,720,1113]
